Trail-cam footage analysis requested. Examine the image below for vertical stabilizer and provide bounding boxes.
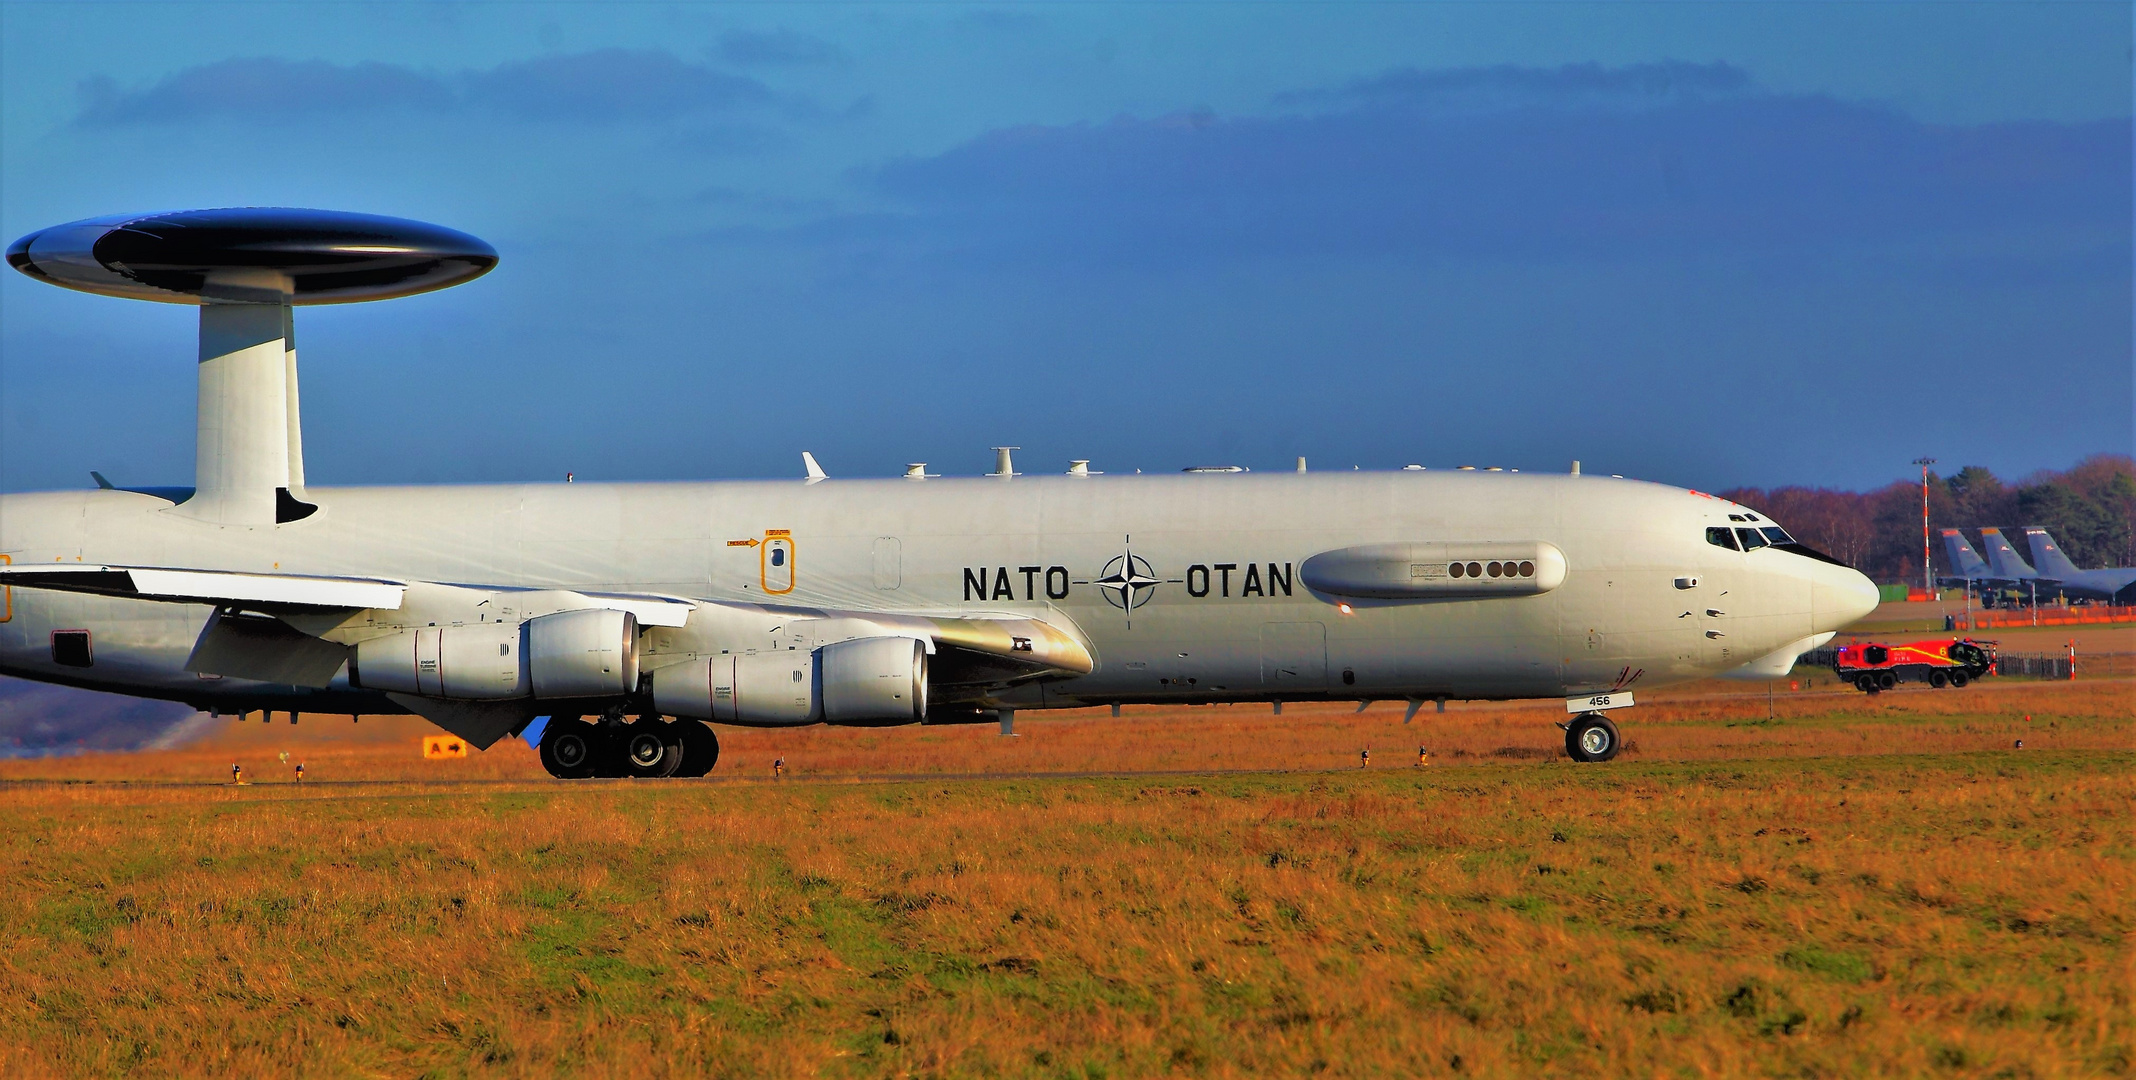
[1939,529,1991,579]
[2023,528,2084,580]
[1979,529,2037,580]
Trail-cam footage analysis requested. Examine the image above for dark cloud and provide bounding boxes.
[850,68,2128,270]
[76,59,453,124]
[713,28,847,66]
[468,49,773,121]
[74,50,784,126]
[1272,61,1755,115]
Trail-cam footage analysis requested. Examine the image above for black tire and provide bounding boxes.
[539,717,599,779]
[1564,713,1621,763]
[620,718,682,779]
[1950,671,1969,689]
[1929,670,1948,689]
[672,720,720,778]
[1855,674,1877,693]
[1877,671,1897,691]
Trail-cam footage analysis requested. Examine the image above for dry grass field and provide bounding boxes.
[0,677,2127,1078]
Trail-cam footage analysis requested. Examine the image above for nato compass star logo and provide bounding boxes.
[1080,538,1181,627]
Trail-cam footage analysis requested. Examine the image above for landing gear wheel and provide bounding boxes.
[540,717,599,779]
[1929,670,1948,689]
[1564,712,1621,763]
[621,718,682,779]
[672,720,719,778]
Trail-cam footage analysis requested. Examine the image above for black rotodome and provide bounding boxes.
[7,208,496,304]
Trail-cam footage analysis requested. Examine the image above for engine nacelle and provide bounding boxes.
[651,636,927,726]
[352,607,639,701]
[527,608,639,698]
[653,651,815,725]
[820,636,927,725]
[352,623,527,699]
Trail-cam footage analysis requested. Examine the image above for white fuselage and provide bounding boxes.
[0,469,1876,718]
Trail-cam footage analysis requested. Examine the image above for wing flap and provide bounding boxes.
[186,609,352,687]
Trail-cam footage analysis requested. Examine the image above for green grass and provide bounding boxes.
[0,750,2126,1077]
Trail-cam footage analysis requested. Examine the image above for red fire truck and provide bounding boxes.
[1834,639,1997,693]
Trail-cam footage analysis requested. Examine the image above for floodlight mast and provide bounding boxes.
[7,209,496,526]
[1913,457,1937,600]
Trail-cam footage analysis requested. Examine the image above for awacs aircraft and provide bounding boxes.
[2024,528,2136,603]
[0,209,1879,775]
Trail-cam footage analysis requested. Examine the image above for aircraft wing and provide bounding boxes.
[0,562,1087,686]
[924,612,1094,683]
[0,564,406,611]
[0,563,692,626]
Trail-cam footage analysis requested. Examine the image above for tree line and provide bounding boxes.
[1718,454,2135,586]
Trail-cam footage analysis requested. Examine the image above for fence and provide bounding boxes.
[1996,653,2077,680]
[1948,605,2136,631]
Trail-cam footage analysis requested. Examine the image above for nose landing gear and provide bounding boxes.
[1563,712,1622,763]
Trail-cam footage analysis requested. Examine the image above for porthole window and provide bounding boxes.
[1467,562,1482,577]
[1449,562,1465,578]
[1487,562,1502,577]
[1519,561,1535,577]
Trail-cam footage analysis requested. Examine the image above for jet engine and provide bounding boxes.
[351,608,639,700]
[652,636,928,726]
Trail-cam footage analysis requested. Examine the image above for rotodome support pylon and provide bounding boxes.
[8,208,496,526]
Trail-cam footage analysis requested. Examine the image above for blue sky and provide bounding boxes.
[1,2,2128,493]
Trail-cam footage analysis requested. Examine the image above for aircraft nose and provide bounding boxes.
[1817,564,1880,631]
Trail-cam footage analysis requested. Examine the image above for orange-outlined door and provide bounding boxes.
[762,531,796,594]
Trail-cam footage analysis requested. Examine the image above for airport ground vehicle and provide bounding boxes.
[1834,638,1996,693]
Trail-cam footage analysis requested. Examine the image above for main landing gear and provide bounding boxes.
[538,715,720,779]
[1563,712,1621,763]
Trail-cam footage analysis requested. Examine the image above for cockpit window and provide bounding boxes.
[1707,527,1740,550]
[1736,527,1769,551]
[1727,514,1747,522]
[1760,526,1794,545]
